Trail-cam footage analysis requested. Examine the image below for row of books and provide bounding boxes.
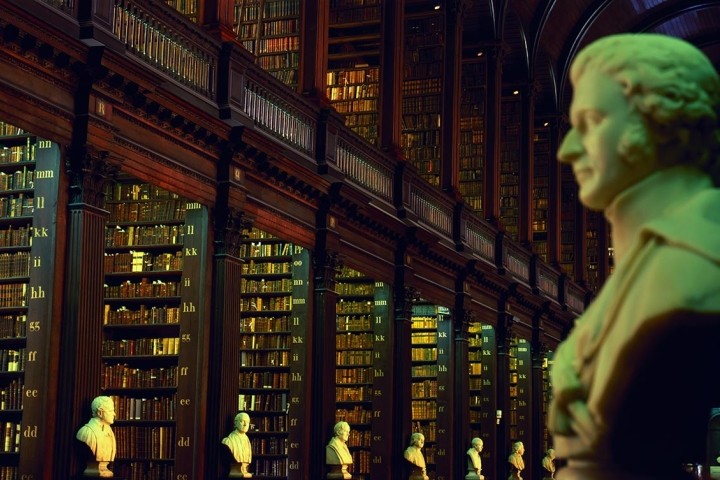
[336,385,372,402]
[104,252,183,273]
[0,123,25,137]
[238,393,288,413]
[410,332,437,344]
[105,224,185,248]
[0,283,25,307]
[102,364,178,389]
[240,241,292,258]
[0,168,34,191]
[0,194,33,219]
[0,226,30,248]
[241,316,290,333]
[240,350,290,367]
[327,68,380,86]
[104,279,180,299]
[336,367,373,384]
[327,84,379,101]
[114,425,175,459]
[104,305,181,326]
[336,405,372,425]
[241,296,292,312]
[343,112,378,127]
[108,394,177,421]
[240,333,289,349]
[336,315,372,331]
[331,99,378,114]
[247,415,287,434]
[0,315,25,339]
[0,421,19,453]
[0,349,24,373]
[102,337,180,357]
[242,260,292,275]
[411,379,437,398]
[0,379,23,410]
[336,335,373,350]
[107,183,181,202]
[239,372,289,390]
[410,400,437,421]
[257,51,299,72]
[241,277,293,293]
[0,145,33,165]
[106,200,186,223]
[114,461,175,480]
[411,364,438,377]
[336,301,373,315]
[330,3,380,24]
[250,436,287,455]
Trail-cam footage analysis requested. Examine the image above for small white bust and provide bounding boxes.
[404,432,429,480]
[326,421,352,479]
[466,437,484,480]
[222,412,252,478]
[76,395,116,478]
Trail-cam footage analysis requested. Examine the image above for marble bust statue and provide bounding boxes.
[222,412,252,478]
[76,395,116,478]
[507,441,524,480]
[542,448,556,479]
[403,432,429,480]
[326,421,353,479]
[550,33,720,480]
[465,437,484,480]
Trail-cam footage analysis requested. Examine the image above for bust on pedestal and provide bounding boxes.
[326,421,353,479]
[508,441,525,480]
[76,396,116,478]
[466,437,484,480]
[542,448,556,480]
[404,432,429,480]
[222,412,253,478]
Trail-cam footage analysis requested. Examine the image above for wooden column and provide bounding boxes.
[440,0,467,194]
[518,84,536,246]
[453,286,471,479]
[546,116,562,267]
[483,44,504,225]
[392,244,417,479]
[379,0,404,154]
[205,142,250,478]
[54,148,115,477]
[300,0,329,98]
[495,305,514,479]
[309,204,341,479]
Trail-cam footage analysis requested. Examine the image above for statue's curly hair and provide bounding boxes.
[570,33,720,183]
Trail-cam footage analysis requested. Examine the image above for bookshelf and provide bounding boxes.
[164,0,198,23]
[533,125,551,261]
[402,8,445,187]
[560,164,577,277]
[459,60,486,213]
[233,0,301,89]
[410,302,451,479]
[102,179,207,479]
[508,336,531,448]
[586,210,602,292]
[477,324,496,470]
[334,266,374,479]
[327,0,382,146]
[500,96,522,241]
[0,123,60,479]
[238,227,308,479]
[541,350,553,453]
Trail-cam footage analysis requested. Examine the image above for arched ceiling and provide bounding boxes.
[462,0,720,117]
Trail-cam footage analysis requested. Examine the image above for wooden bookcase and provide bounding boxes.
[101,179,208,479]
[459,59,486,213]
[0,123,59,479]
[560,164,577,277]
[238,227,308,479]
[508,335,531,452]
[500,96,522,241]
[477,324,496,471]
[410,302,451,479]
[533,125,551,262]
[402,7,445,187]
[541,350,553,453]
[586,210,601,292]
[164,0,199,23]
[334,266,374,479]
[327,0,382,146]
[233,0,301,88]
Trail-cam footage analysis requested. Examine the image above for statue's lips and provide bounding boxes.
[574,168,592,183]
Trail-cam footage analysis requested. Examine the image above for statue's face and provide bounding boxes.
[237,414,250,433]
[98,402,116,426]
[414,435,425,448]
[474,441,483,452]
[338,425,350,442]
[558,69,651,210]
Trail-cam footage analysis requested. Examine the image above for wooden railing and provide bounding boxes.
[335,137,393,204]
